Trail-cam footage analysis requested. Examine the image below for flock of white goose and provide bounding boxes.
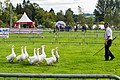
[6,45,59,65]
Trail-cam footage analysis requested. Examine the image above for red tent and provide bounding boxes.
[14,12,35,28]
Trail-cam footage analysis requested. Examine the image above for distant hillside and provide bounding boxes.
[84,13,95,17]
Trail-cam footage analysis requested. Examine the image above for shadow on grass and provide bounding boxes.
[21,62,57,67]
[0,61,19,64]
[0,60,58,68]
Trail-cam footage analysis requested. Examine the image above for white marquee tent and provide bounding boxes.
[92,24,105,29]
[14,12,35,28]
[55,21,66,27]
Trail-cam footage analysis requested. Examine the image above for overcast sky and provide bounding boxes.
[1,0,98,14]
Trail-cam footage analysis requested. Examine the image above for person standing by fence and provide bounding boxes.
[82,24,86,33]
[104,22,115,61]
[74,25,77,32]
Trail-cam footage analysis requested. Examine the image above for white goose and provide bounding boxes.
[39,45,46,62]
[28,48,37,61]
[6,45,16,62]
[33,48,37,57]
[44,49,56,65]
[28,48,41,64]
[55,47,59,62]
[16,46,25,62]
[24,46,29,59]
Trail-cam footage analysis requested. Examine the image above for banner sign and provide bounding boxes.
[0,28,9,38]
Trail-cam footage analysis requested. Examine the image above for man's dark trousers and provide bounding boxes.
[105,40,115,60]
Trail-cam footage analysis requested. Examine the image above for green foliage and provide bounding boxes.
[86,17,94,28]
[65,8,74,26]
[0,30,120,79]
[0,20,3,26]
[77,14,86,25]
[0,0,95,28]
[56,10,65,22]
[112,9,120,27]
[94,0,120,27]
[15,4,23,14]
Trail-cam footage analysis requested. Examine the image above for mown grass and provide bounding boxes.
[0,30,120,80]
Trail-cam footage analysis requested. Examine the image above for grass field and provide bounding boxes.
[0,30,120,80]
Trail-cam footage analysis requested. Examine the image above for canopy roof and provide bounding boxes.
[17,12,32,22]
[14,12,35,28]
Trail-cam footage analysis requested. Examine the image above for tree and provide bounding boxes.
[112,9,120,27]
[35,6,45,25]
[94,0,120,28]
[18,0,37,21]
[15,4,23,14]
[77,5,86,26]
[22,0,26,7]
[86,17,94,29]
[0,20,4,27]
[104,7,113,23]
[0,1,3,16]
[49,8,56,22]
[78,6,83,14]
[0,0,11,27]
[49,8,54,13]
[65,8,74,26]
[56,10,65,22]
[77,14,86,25]
[27,0,30,3]
[94,0,106,22]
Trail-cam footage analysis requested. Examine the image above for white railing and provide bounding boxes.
[9,28,43,34]
[0,73,120,80]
